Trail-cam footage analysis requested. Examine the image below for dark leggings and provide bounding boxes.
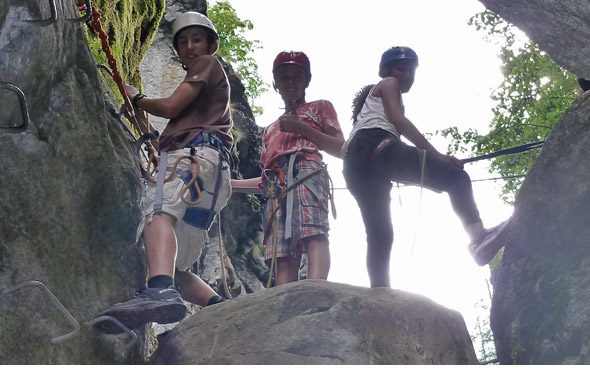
[343,129,482,287]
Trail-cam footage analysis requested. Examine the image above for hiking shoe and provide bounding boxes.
[93,285,187,334]
[469,219,509,266]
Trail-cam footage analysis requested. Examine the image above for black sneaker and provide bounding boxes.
[93,285,187,334]
[469,219,509,266]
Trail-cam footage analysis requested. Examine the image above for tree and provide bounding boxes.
[208,1,267,115]
[439,11,579,203]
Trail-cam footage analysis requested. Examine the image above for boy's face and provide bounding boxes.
[389,60,417,93]
[273,65,309,103]
[176,27,213,66]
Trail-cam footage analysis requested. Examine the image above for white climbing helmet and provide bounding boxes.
[172,12,219,50]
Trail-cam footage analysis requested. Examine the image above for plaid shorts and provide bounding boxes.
[262,158,330,262]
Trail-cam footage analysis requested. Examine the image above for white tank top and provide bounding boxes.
[341,85,402,157]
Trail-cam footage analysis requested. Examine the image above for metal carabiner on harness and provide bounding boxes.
[133,131,159,181]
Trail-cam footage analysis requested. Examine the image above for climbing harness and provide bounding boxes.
[461,141,544,163]
[145,132,229,233]
[0,280,136,350]
[262,154,336,287]
[0,82,30,133]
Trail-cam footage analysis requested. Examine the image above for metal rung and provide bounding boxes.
[87,316,138,350]
[21,0,92,25]
[0,81,30,133]
[1,280,139,354]
[1,280,81,344]
[22,0,58,26]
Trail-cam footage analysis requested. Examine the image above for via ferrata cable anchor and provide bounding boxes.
[66,0,92,23]
[0,81,30,134]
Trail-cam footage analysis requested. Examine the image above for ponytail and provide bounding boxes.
[351,84,375,123]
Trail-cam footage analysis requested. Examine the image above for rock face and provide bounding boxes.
[151,280,478,365]
[0,0,152,364]
[490,95,590,365]
[479,0,590,365]
[479,0,590,79]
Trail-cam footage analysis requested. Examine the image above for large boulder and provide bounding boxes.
[151,280,479,365]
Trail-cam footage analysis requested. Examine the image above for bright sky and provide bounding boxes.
[219,0,513,347]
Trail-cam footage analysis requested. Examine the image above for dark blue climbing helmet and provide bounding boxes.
[379,46,419,78]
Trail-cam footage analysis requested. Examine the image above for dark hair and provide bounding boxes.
[352,85,375,123]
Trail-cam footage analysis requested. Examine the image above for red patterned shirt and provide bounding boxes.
[260,100,342,169]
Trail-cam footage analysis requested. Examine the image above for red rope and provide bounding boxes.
[87,3,140,132]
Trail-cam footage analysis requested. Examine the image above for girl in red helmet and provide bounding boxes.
[232,51,344,286]
[342,46,508,288]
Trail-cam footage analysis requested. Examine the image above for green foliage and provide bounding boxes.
[86,0,165,86]
[208,1,267,114]
[470,297,497,364]
[439,11,578,203]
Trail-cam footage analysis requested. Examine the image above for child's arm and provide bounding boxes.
[277,114,345,158]
[124,82,204,120]
[379,78,464,169]
[231,177,263,194]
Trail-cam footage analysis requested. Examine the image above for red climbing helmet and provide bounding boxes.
[272,51,312,81]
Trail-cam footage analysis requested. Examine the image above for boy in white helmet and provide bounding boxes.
[95,12,232,332]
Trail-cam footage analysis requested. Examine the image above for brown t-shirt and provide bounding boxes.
[158,55,233,152]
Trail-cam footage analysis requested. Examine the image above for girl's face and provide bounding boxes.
[274,65,309,103]
[176,27,213,67]
[389,60,417,93]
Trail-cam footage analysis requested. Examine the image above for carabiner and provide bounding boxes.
[0,81,30,134]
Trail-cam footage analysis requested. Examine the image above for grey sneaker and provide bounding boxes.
[94,285,187,334]
[469,220,509,266]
